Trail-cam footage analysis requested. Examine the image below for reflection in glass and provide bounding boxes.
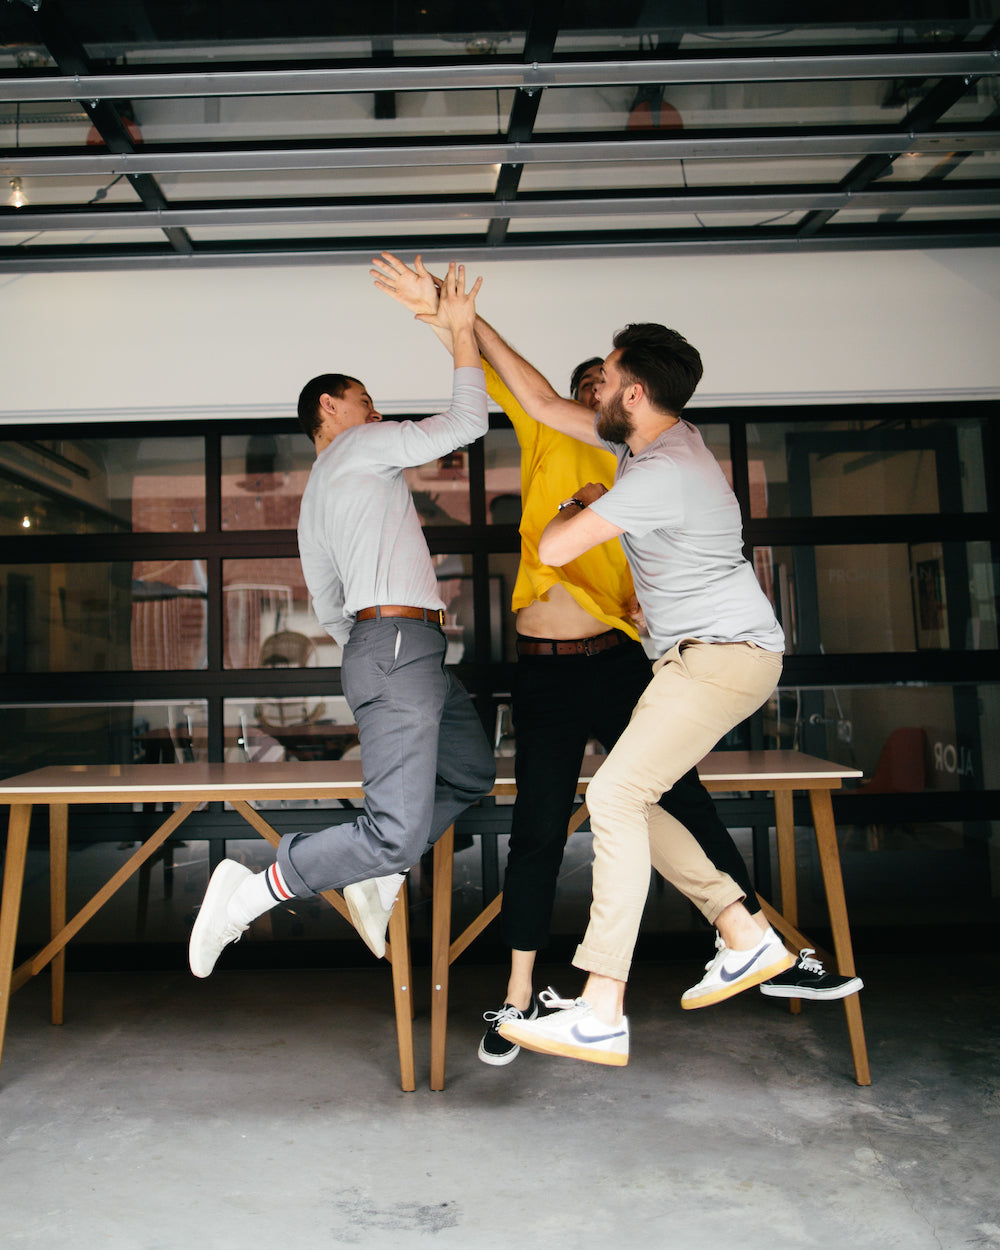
[221,433,313,532]
[0,436,205,535]
[533,79,911,135]
[484,427,522,526]
[224,696,358,767]
[767,542,997,655]
[433,552,479,662]
[746,417,988,518]
[405,449,472,526]
[0,700,207,777]
[767,683,999,794]
[0,560,208,672]
[223,557,333,668]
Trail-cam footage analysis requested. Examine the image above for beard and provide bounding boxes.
[595,386,634,444]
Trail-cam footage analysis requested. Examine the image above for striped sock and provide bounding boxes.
[227,861,293,927]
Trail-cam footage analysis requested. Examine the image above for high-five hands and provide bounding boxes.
[415,260,481,336]
[370,251,441,317]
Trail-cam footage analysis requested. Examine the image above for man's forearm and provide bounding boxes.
[475,315,601,447]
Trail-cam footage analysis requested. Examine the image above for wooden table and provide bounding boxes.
[430,749,869,1090]
[1,750,868,1093]
[0,761,416,1091]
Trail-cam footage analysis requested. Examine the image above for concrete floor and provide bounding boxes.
[1,951,998,1250]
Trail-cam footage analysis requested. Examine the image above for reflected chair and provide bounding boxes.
[855,727,927,850]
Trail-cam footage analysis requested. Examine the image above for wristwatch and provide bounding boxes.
[557,497,586,512]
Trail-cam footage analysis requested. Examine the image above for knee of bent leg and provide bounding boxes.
[586,767,643,822]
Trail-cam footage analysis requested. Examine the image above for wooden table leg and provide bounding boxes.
[430,824,455,1092]
[48,805,68,1027]
[773,787,802,1015]
[386,892,415,1092]
[809,789,871,1087]
[0,804,32,1072]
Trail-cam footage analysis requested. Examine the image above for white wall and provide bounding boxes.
[1,246,998,423]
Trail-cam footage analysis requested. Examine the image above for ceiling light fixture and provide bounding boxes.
[8,177,27,209]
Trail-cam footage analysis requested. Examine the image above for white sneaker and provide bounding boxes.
[681,929,795,1010]
[343,873,404,959]
[189,860,253,978]
[497,987,629,1067]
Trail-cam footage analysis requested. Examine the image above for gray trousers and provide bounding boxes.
[277,618,496,897]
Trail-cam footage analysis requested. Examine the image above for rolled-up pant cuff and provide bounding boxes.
[700,882,748,926]
[571,943,633,983]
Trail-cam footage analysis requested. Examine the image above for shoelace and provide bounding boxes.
[538,986,578,1011]
[482,1003,527,1025]
[795,948,825,974]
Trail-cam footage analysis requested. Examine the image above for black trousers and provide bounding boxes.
[500,635,758,953]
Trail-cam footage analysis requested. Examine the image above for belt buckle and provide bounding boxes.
[582,636,599,657]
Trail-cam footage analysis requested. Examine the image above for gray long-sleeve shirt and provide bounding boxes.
[297,366,488,645]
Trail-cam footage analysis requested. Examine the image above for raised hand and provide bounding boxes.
[370,251,440,316]
[416,261,481,334]
[415,261,482,369]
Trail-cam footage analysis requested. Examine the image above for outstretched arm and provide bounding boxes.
[472,317,602,448]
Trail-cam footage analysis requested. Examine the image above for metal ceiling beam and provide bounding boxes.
[797,26,1000,239]
[12,0,192,254]
[1,51,997,103]
[486,0,563,249]
[4,127,998,178]
[3,223,1000,273]
[4,184,998,233]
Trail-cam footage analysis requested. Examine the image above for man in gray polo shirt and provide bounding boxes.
[485,319,796,1067]
[189,264,496,977]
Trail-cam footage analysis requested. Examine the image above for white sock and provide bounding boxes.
[375,872,406,912]
[228,862,293,927]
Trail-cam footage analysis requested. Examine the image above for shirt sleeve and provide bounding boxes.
[589,458,684,536]
[363,365,488,468]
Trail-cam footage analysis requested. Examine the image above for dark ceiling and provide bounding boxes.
[1,1,998,271]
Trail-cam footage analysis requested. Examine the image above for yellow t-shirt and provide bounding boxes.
[485,362,638,641]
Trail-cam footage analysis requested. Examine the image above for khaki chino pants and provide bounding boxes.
[573,639,783,983]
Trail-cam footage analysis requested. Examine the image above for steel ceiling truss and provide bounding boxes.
[1,6,999,270]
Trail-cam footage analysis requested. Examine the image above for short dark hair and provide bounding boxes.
[611,323,703,415]
[569,356,603,400]
[296,373,362,442]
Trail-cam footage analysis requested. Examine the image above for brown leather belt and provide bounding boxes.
[356,605,446,626]
[517,630,625,657]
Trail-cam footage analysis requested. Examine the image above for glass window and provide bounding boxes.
[745,416,989,517]
[0,700,207,776]
[0,560,208,673]
[766,542,997,655]
[404,450,472,526]
[224,696,357,767]
[484,427,522,526]
[221,433,313,532]
[769,683,1000,793]
[0,436,205,535]
[223,557,330,669]
[433,552,478,662]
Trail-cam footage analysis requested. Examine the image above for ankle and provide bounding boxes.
[505,985,533,1011]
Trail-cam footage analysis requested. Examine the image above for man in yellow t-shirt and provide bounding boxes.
[371,253,765,1066]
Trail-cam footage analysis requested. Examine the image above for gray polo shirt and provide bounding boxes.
[589,419,785,656]
[298,366,487,645]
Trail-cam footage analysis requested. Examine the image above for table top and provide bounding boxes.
[0,750,861,804]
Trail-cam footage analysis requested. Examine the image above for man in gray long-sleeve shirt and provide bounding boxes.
[189,263,496,977]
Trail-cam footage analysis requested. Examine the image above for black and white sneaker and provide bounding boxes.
[760,948,863,1001]
[478,994,539,1066]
